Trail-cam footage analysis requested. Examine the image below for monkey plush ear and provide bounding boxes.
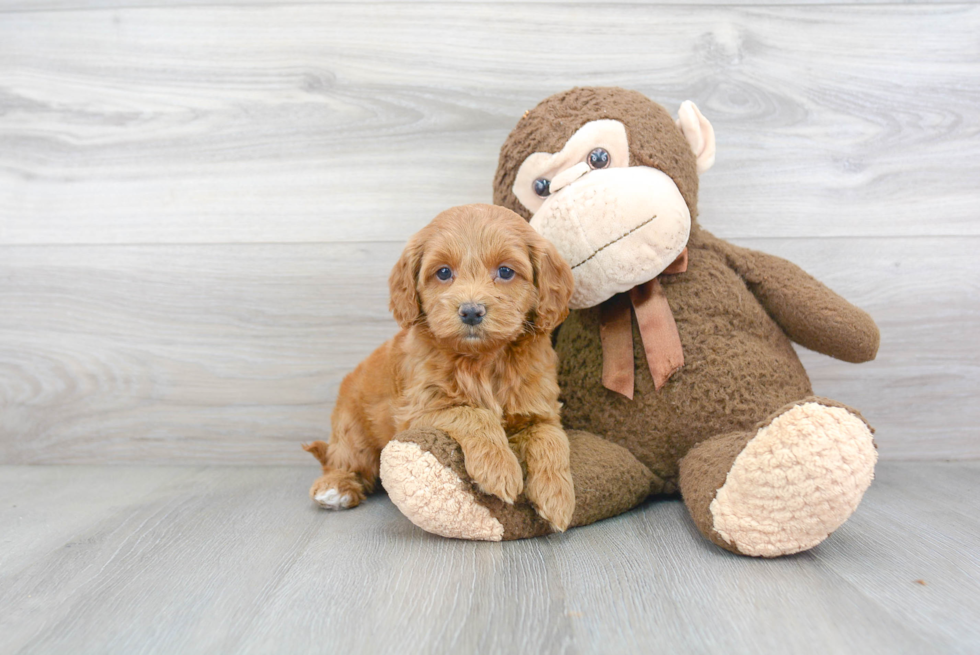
[388,237,424,329]
[676,101,716,174]
[528,232,574,332]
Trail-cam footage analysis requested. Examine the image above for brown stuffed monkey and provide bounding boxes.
[379,87,879,557]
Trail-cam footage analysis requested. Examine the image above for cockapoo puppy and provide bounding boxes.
[304,203,577,531]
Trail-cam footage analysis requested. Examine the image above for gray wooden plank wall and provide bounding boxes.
[1,2,978,464]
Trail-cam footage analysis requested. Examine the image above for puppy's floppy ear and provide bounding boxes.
[528,230,574,331]
[389,235,424,329]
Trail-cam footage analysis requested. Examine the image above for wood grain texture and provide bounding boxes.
[1,2,978,463]
[1,4,978,244]
[0,242,401,464]
[0,462,977,655]
[1,237,976,464]
[811,462,980,648]
[3,0,977,10]
[0,466,200,574]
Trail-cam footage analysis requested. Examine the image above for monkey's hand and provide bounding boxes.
[719,239,879,363]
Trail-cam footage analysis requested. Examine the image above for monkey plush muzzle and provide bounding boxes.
[529,166,691,309]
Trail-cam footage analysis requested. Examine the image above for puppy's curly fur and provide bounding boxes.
[304,204,577,531]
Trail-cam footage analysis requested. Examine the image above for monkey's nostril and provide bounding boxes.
[459,303,486,326]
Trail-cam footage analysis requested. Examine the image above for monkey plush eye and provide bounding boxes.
[435,267,453,281]
[533,178,551,197]
[588,147,610,169]
[497,266,515,281]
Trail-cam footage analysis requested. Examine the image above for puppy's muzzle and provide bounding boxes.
[458,303,486,326]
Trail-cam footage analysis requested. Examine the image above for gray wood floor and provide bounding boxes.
[1,461,978,655]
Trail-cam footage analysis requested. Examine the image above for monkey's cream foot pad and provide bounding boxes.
[380,428,656,541]
[710,402,878,558]
[380,439,506,541]
[379,427,557,541]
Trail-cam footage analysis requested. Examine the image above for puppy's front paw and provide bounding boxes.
[464,444,524,504]
[526,467,575,532]
[309,472,366,510]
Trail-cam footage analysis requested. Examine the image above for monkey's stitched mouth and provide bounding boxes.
[569,215,656,270]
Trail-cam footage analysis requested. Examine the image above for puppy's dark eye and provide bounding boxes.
[588,147,610,169]
[435,267,453,281]
[497,266,515,281]
[533,178,551,197]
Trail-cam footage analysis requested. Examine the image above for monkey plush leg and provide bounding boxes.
[379,428,657,540]
[679,397,877,557]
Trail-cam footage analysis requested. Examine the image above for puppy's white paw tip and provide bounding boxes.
[314,488,353,510]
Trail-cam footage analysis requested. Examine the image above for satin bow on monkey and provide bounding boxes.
[599,248,688,399]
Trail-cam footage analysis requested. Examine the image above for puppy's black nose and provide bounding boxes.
[459,303,486,326]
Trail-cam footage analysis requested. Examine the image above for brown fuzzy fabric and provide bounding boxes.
[491,87,881,550]
[390,428,654,540]
[564,430,659,528]
[678,429,756,555]
[554,227,816,485]
[717,241,880,364]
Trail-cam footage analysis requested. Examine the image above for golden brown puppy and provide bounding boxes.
[303,204,577,531]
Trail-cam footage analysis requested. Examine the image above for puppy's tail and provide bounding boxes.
[302,440,330,468]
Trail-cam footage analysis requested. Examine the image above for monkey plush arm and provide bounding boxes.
[714,236,880,363]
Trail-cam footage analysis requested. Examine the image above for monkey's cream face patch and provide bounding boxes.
[513,120,630,215]
[532,167,690,309]
[514,120,691,309]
